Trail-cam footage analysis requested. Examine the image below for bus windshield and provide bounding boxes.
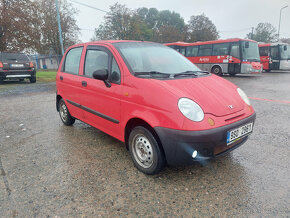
[280,45,290,60]
[241,41,260,62]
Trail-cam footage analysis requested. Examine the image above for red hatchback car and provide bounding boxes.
[56,41,256,174]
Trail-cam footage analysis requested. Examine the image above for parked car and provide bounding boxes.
[56,41,256,175]
[0,52,36,83]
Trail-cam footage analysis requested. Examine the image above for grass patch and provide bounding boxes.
[37,70,57,82]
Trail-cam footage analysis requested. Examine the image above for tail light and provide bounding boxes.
[0,62,3,68]
[29,61,34,68]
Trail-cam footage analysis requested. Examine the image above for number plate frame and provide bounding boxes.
[226,122,253,145]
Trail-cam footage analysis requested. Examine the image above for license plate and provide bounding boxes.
[10,64,24,68]
[226,122,253,145]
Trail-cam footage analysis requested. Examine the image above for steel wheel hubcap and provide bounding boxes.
[132,134,153,168]
[60,102,68,122]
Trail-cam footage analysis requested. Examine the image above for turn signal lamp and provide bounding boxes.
[0,62,3,68]
[29,61,34,68]
[207,118,215,126]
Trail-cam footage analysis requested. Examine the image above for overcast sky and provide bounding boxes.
[70,0,290,43]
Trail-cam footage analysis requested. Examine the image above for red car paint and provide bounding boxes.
[56,40,256,169]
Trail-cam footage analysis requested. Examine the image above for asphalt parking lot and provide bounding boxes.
[0,72,289,217]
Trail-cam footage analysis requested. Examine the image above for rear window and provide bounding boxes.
[0,53,29,61]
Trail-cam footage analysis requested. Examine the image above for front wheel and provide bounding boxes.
[58,99,75,126]
[129,126,166,175]
[30,75,36,83]
[211,66,223,76]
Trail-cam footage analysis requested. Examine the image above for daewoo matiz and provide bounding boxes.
[56,41,256,175]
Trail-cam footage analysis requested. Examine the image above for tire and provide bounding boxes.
[30,75,36,83]
[58,99,75,126]
[128,126,166,175]
[211,66,223,76]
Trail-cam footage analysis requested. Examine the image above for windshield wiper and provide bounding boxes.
[174,71,209,78]
[134,71,171,78]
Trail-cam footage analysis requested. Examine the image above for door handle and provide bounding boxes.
[60,76,63,80]
[82,81,87,87]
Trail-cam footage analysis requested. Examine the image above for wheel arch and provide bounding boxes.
[124,118,166,160]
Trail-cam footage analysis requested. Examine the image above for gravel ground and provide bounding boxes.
[0,72,289,217]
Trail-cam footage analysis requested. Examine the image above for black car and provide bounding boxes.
[0,52,36,83]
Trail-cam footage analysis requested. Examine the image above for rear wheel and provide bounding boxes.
[129,126,165,175]
[58,99,75,126]
[211,66,222,76]
[30,75,36,83]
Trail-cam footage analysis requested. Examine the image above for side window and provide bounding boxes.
[270,46,279,59]
[64,47,83,74]
[186,46,198,57]
[84,49,109,77]
[110,58,121,84]
[198,44,212,56]
[212,43,230,56]
[230,43,240,59]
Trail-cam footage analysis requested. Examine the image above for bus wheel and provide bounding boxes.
[211,66,222,76]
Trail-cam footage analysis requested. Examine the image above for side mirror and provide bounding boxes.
[92,69,111,88]
[245,42,249,48]
[284,45,287,51]
[92,69,108,81]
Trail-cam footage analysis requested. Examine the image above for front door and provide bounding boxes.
[80,45,123,140]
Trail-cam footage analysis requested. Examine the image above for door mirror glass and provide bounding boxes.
[93,69,108,81]
[245,42,249,48]
[284,45,287,51]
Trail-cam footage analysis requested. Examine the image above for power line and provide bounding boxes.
[68,0,108,13]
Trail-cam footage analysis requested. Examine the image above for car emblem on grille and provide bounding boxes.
[228,105,234,109]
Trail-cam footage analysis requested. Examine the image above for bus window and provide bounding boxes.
[198,44,212,56]
[270,46,279,60]
[212,43,230,56]
[259,46,269,56]
[230,42,240,59]
[178,47,186,56]
[186,46,198,57]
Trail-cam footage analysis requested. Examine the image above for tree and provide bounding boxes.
[92,4,187,43]
[187,14,219,42]
[246,23,277,43]
[34,0,80,55]
[281,38,290,44]
[0,0,80,54]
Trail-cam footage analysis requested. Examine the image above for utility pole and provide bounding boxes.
[55,0,64,56]
[251,27,254,39]
[278,5,288,42]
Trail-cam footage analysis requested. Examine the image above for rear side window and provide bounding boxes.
[198,44,212,56]
[212,43,230,56]
[64,47,83,74]
[0,53,29,61]
[84,50,109,77]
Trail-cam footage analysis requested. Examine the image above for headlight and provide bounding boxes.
[237,88,250,105]
[178,98,204,122]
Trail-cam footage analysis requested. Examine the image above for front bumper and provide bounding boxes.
[154,113,256,165]
[0,70,36,80]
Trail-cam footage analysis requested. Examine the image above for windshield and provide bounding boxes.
[114,42,202,77]
[280,45,289,60]
[0,53,29,61]
[241,41,260,62]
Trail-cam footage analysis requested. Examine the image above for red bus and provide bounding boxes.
[259,43,290,72]
[165,38,262,76]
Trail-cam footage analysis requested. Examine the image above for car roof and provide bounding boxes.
[71,40,155,47]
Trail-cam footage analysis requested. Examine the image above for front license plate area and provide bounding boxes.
[227,122,253,145]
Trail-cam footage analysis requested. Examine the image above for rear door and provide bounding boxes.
[57,46,85,120]
[79,45,123,140]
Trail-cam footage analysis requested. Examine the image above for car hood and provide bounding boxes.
[155,75,245,117]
